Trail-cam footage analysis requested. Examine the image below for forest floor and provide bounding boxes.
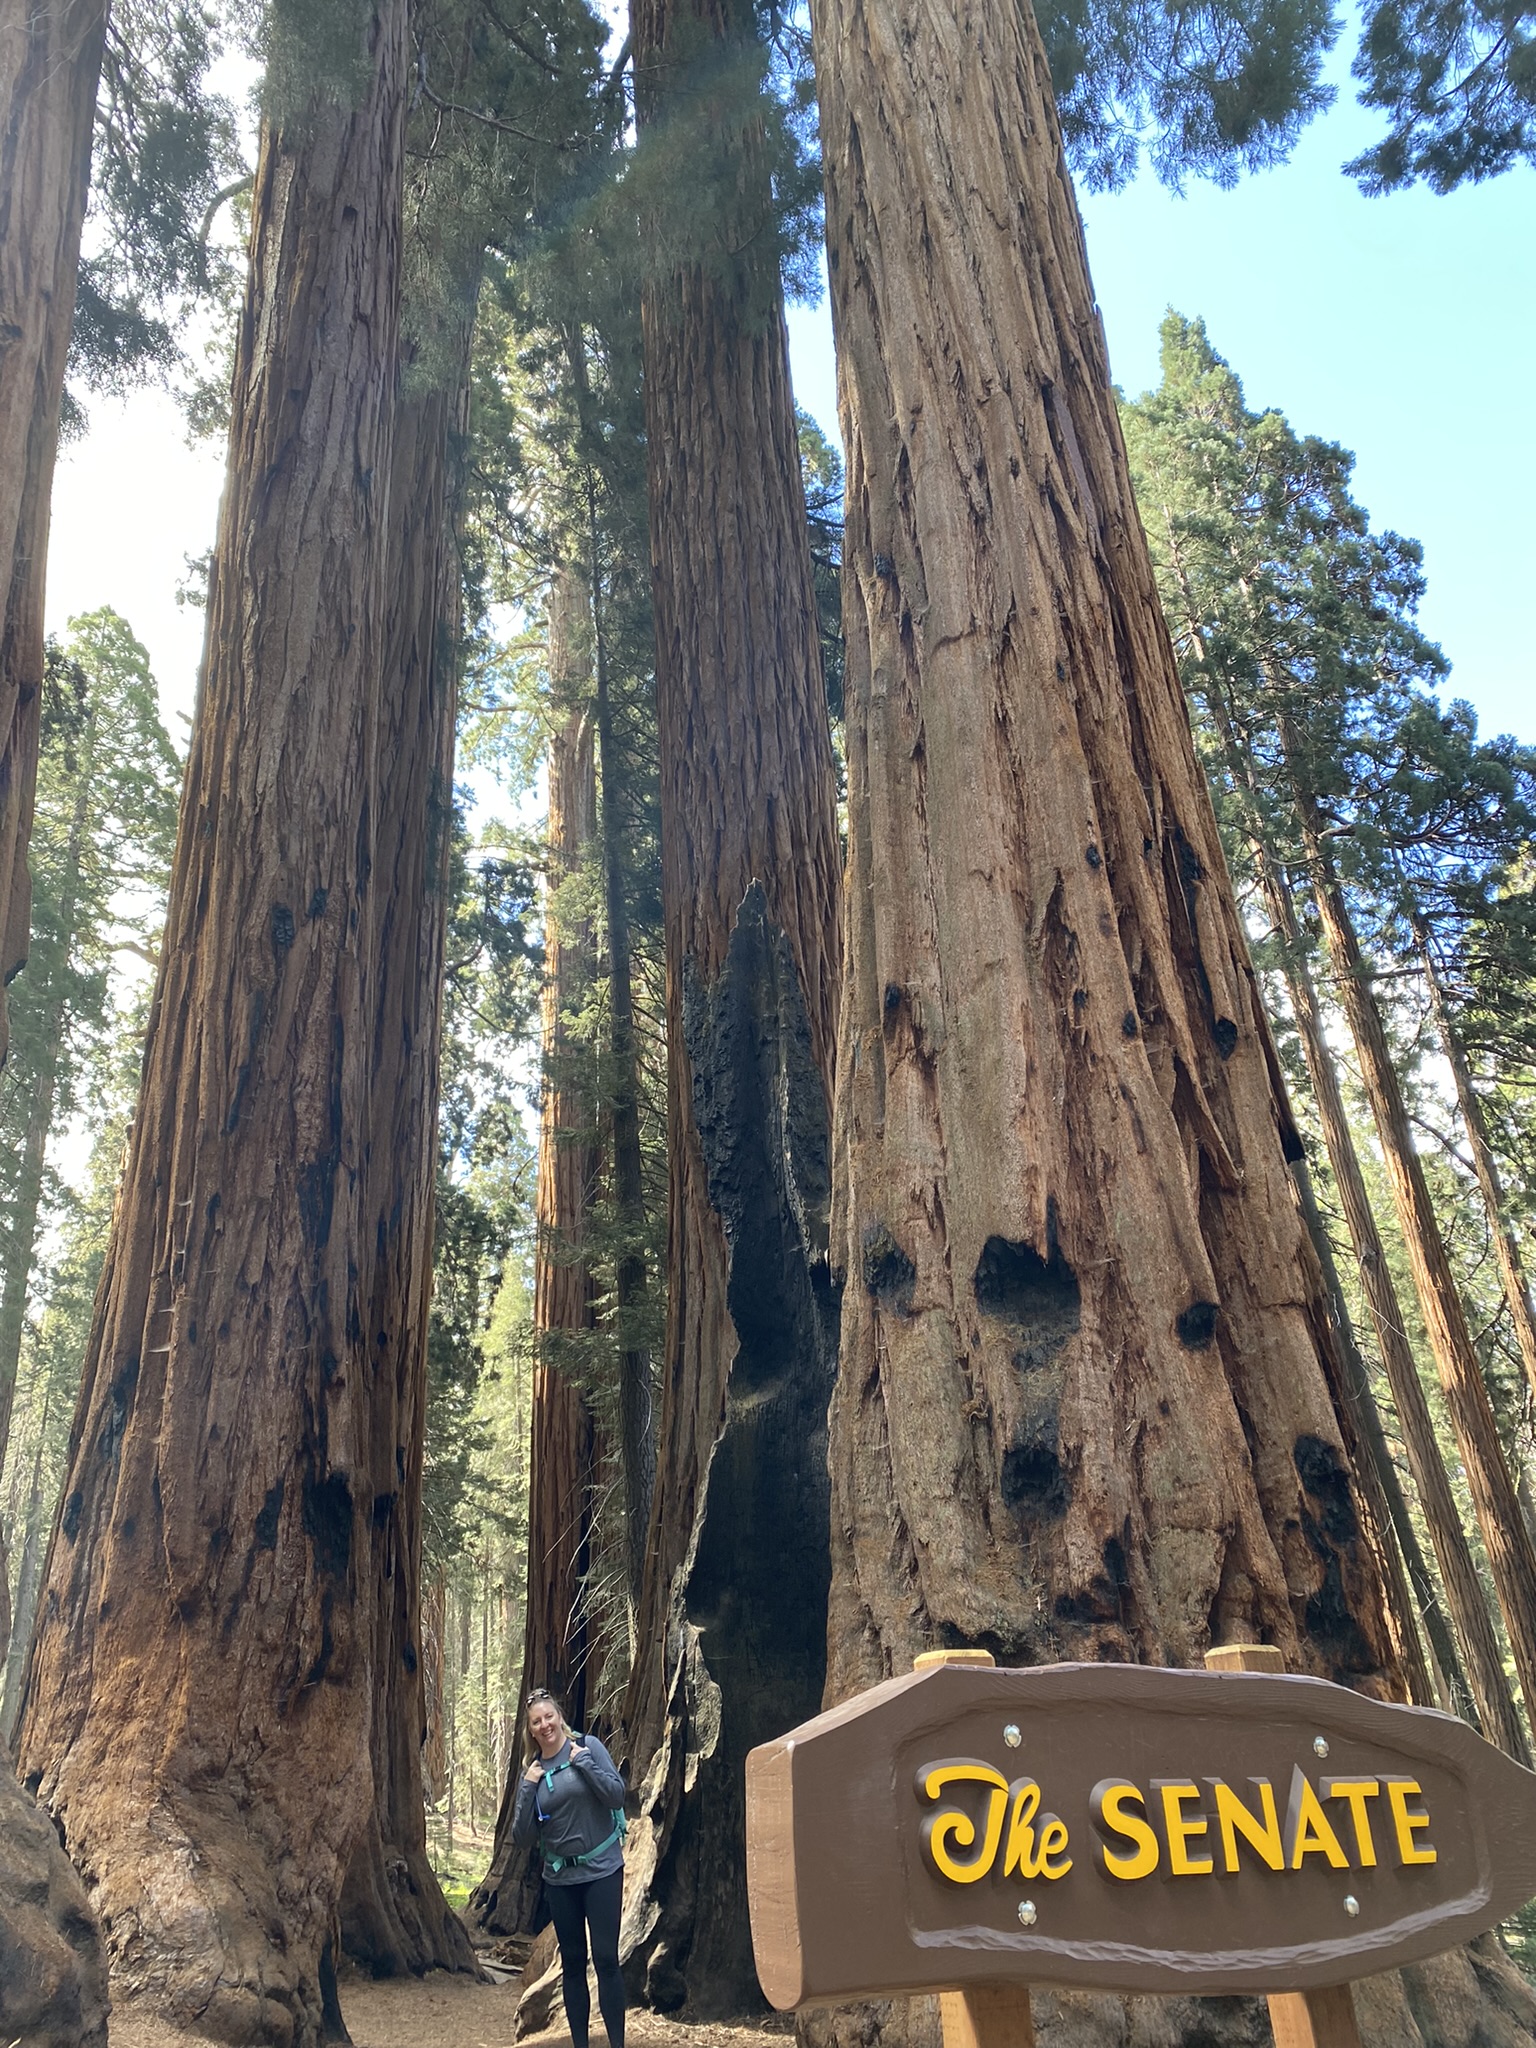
[110,1963,794,2048]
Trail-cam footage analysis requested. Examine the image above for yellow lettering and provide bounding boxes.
[1156,1781,1213,1876]
[1091,1778,1160,1881]
[1001,1780,1072,1880]
[918,1761,1010,1883]
[1209,1778,1283,1873]
[1384,1778,1436,1866]
[1323,1779,1381,1868]
[1285,1768,1349,1869]
[1036,1817,1073,1880]
[1002,1779,1042,1877]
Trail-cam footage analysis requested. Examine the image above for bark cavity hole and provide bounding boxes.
[973,1235,1080,1370]
[861,1224,915,1313]
[1001,1435,1069,1520]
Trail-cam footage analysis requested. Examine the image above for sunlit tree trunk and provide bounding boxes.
[813,0,1396,1698]
[620,0,844,2013]
[588,494,654,1604]
[1169,624,1517,1752]
[14,6,409,2037]
[475,562,602,1938]
[1413,914,1536,1407]
[1300,808,1536,1727]
[1274,879,1523,1754]
[0,0,109,1067]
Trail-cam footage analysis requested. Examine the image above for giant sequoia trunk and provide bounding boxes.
[1300,814,1536,1727]
[475,564,604,1938]
[813,0,1396,1700]
[620,0,844,2014]
[14,8,409,2040]
[0,0,109,1067]
[805,4,1536,2038]
[340,340,478,1981]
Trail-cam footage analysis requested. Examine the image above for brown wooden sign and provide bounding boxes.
[745,1661,1536,2007]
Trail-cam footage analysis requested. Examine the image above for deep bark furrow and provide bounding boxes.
[15,9,411,2038]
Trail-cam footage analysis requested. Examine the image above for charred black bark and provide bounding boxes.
[627,887,838,2016]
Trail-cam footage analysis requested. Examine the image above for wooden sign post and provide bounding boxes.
[746,1648,1536,2048]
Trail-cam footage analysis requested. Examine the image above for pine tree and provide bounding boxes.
[0,612,179,1650]
[1120,316,1530,1758]
[0,0,112,1067]
[1121,310,1536,1741]
[1348,0,1536,189]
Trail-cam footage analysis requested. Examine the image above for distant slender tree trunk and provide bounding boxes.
[340,329,478,1980]
[588,482,654,1606]
[0,0,109,1067]
[0,695,94,1649]
[1273,876,1523,1754]
[0,1017,54,1655]
[423,1568,447,1802]
[14,7,409,2039]
[1288,1145,1435,1706]
[474,562,602,1939]
[621,0,844,2013]
[1299,807,1536,1727]
[1,1366,51,1735]
[1143,515,1509,1748]
[1413,915,1536,1406]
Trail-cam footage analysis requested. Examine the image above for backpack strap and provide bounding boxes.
[545,1813,626,1877]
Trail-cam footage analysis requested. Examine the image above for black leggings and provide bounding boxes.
[545,1867,625,2048]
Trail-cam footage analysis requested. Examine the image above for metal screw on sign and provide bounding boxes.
[1017,1901,1037,1927]
[1314,1736,1330,1758]
[1343,1897,1360,1918]
[1003,1724,1021,1748]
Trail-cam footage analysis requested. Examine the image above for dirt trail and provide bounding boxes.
[108,1968,789,2048]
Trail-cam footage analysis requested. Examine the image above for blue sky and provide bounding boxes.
[787,47,1534,747]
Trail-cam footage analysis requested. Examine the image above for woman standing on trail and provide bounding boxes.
[513,1688,629,2048]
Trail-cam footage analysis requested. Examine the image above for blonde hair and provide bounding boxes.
[523,1688,571,1764]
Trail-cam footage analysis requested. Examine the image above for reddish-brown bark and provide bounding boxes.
[0,0,109,1066]
[340,338,478,1981]
[14,8,411,2039]
[812,0,1397,1701]
[619,0,844,2014]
